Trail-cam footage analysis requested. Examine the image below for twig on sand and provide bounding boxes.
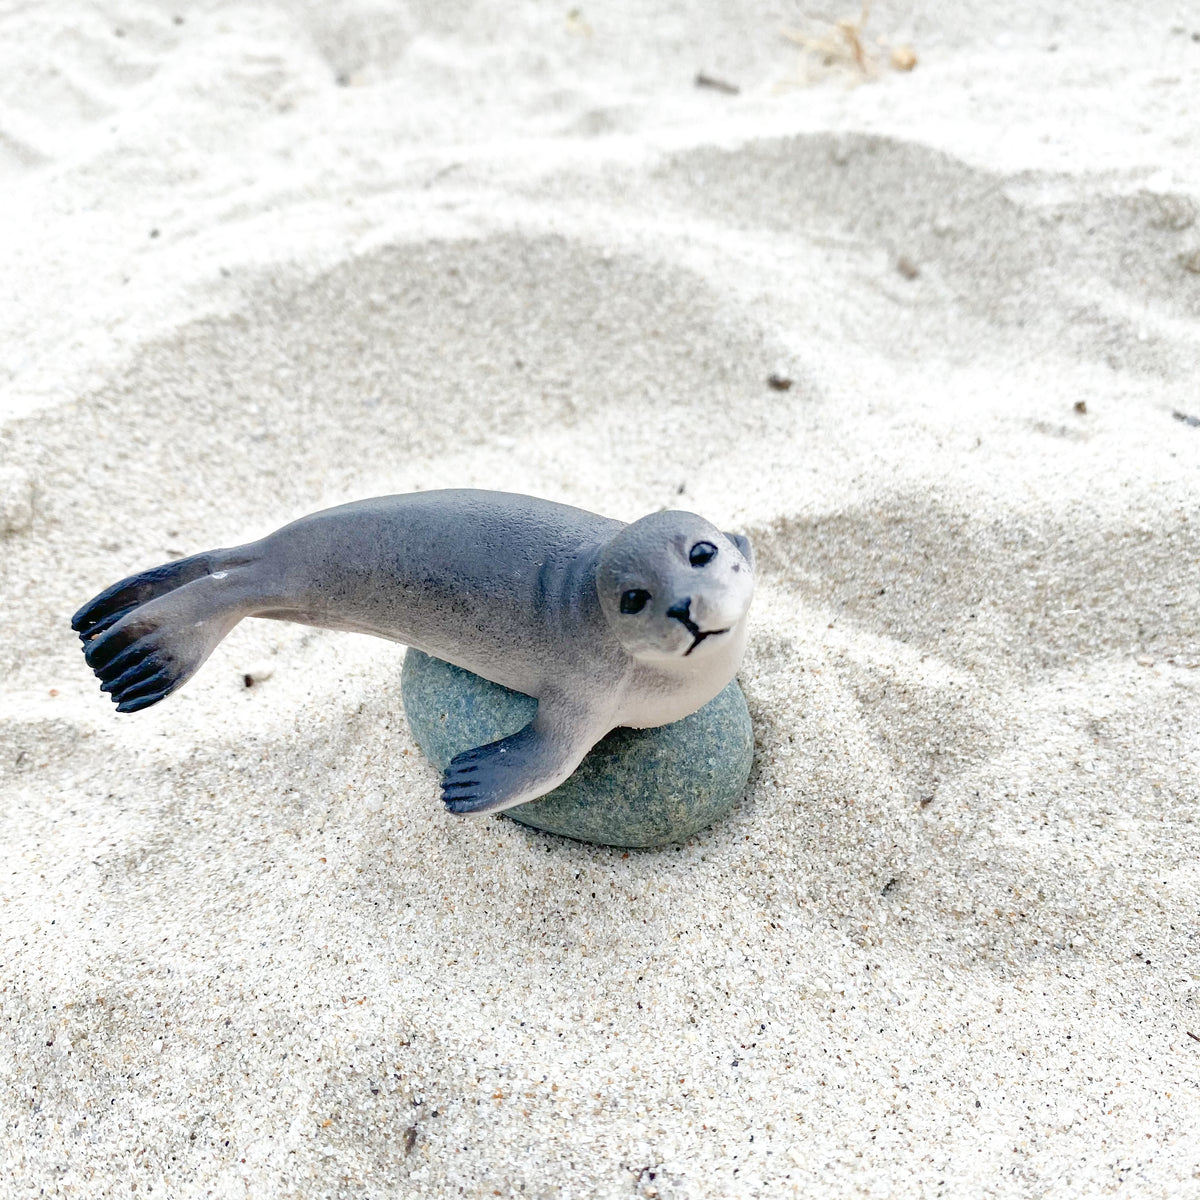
[780,2,917,86]
[695,72,740,95]
[782,2,875,75]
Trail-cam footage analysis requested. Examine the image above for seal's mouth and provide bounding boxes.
[685,626,729,656]
[666,601,730,656]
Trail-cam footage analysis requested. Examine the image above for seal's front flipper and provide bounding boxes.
[441,703,600,815]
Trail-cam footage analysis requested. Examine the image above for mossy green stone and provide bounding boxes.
[400,649,753,848]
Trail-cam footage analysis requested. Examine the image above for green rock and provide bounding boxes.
[400,649,753,848]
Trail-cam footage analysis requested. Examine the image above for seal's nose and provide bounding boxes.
[666,598,692,624]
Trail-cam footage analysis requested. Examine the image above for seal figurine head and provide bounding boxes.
[596,510,755,661]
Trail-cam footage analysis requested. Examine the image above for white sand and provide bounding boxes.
[3,1,1200,1195]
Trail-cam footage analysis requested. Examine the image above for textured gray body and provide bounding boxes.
[249,491,625,701]
[72,489,755,815]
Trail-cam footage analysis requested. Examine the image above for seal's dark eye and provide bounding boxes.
[689,541,717,567]
[619,589,651,615]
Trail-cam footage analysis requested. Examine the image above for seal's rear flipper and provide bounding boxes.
[74,553,255,713]
[71,552,225,639]
[441,705,595,815]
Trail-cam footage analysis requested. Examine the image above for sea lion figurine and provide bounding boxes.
[72,490,755,815]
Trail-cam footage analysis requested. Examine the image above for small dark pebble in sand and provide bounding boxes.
[149,228,160,239]
[1074,400,1088,414]
[1173,410,1200,427]
[897,256,920,280]
[767,374,793,391]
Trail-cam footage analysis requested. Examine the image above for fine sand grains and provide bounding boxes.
[2,2,1199,1197]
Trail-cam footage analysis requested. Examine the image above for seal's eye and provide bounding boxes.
[619,589,651,615]
[689,541,717,567]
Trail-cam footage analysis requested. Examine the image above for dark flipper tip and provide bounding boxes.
[439,733,546,815]
[115,691,169,714]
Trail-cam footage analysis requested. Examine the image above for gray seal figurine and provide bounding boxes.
[72,490,755,815]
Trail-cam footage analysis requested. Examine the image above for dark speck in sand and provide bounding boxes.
[695,72,740,95]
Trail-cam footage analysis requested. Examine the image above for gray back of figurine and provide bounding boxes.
[252,490,627,696]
